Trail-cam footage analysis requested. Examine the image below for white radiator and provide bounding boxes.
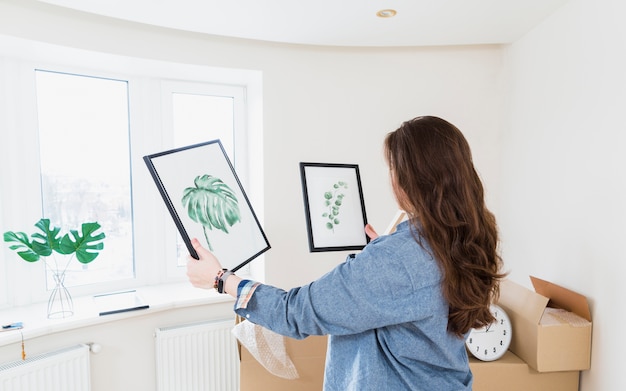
[0,344,91,391]
[155,319,240,391]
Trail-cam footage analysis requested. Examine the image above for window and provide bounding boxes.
[0,37,263,307]
[0,195,6,307]
[160,81,247,270]
[35,70,134,288]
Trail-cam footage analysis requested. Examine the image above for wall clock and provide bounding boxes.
[465,304,512,361]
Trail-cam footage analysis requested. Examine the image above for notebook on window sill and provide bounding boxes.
[94,290,149,316]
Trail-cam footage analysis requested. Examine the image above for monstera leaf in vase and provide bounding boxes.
[3,218,105,318]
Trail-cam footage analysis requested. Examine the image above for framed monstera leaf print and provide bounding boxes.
[144,140,270,271]
[300,162,369,252]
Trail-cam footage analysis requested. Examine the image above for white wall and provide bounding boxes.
[0,0,504,288]
[0,1,503,389]
[0,301,236,391]
[499,0,626,389]
[6,0,624,390]
[4,0,623,389]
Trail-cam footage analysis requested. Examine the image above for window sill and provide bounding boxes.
[0,282,234,348]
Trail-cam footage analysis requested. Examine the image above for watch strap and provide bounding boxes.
[218,270,235,294]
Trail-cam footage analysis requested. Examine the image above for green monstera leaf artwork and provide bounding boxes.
[182,174,241,251]
[322,181,348,233]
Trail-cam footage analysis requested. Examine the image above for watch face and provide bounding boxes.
[465,304,512,361]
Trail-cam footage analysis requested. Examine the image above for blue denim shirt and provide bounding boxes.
[235,221,472,390]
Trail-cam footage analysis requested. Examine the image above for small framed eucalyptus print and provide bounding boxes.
[299,162,369,252]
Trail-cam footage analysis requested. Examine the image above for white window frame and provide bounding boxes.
[0,35,264,309]
[160,80,249,279]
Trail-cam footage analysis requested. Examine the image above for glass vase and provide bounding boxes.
[47,272,74,319]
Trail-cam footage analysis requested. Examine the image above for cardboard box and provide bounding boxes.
[239,335,328,391]
[240,335,581,391]
[498,276,592,372]
[469,351,580,391]
[239,328,581,391]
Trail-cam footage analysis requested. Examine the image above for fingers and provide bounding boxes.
[186,240,220,289]
[191,238,203,253]
[365,224,379,240]
[186,257,214,289]
[189,238,219,264]
[187,238,202,262]
[186,238,224,290]
[190,238,212,260]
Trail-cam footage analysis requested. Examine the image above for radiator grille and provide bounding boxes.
[155,319,240,391]
[0,344,91,391]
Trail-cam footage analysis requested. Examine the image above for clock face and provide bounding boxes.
[465,304,512,361]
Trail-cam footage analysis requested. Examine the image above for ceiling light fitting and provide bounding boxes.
[376,9,397,18]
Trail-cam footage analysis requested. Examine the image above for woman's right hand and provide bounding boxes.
[365,224,379,240]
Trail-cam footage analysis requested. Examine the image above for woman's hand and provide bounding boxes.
[186,238,222,290]
[365,224,379,240]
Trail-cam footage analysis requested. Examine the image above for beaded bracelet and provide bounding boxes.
[214,268,234,294]
[214,269,226,292]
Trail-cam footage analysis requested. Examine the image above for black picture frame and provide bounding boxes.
[300,162,369,252]
[143,140,270,272]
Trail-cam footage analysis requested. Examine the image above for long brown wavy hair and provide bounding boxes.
[384,116,506,337]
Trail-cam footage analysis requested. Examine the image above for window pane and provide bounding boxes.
[171,92,235,266]
[0,198,6,306]
[35,70,134,288]
[172,92,234,157]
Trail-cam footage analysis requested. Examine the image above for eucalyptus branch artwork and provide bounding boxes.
[323,181,347,233]
[300,162,369,252]
[144,140,270,272]
[182,174,241,252]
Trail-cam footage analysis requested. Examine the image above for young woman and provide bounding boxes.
[187,115,505,390]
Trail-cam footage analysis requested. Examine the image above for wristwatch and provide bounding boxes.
[217,270,235,294]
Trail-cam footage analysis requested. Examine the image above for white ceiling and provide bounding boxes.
[37,0,570,47]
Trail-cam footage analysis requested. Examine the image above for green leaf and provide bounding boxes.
[182,174,241,240]
[3,231,40,262]
[4,219,105,265]
[3,218,64,261]
[59,222,106,264]
[321,181,350,234]
[31,218,62,256]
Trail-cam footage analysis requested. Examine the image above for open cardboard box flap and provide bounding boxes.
[499,278,548,325]
[498,276,592,372]
[530,276,591,322]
